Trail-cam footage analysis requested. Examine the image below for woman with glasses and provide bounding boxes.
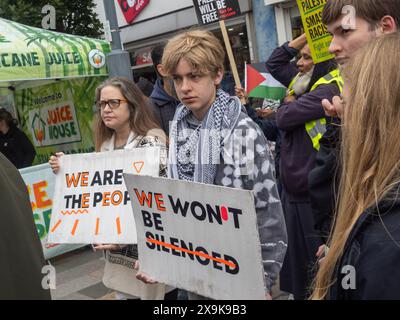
[49,77,170,300]
[49,77,166,170]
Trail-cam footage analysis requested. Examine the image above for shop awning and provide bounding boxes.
[0,18,111,84]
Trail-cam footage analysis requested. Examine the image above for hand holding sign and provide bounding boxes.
[124,174,266,300]
[47,148,160,244]
[296,0,334,63]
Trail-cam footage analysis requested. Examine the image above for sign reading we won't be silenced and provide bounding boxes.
[124,174,266,300]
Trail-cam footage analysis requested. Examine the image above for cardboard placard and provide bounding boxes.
[48,148,160,244]
[193,0,241,25]
[297,0,335,63]
[124,174,266,300]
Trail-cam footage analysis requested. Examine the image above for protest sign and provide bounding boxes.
[124,174,266,300]
[193,0,241,25]
[20,164,84,259]
[48,147,160,244]
[296,0,334,63]
[192,0,245,105]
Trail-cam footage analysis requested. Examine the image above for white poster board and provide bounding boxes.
[48,148,160,244]
[19,163,85,259]
[124,174,266,300]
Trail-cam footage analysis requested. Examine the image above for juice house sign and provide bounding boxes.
[28,86,81,147]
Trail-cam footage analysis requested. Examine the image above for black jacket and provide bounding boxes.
[0,126,36,169]
[329,189,400,299]
[308,120,341,239]
[149,78,180,135]
[0,153,51,299]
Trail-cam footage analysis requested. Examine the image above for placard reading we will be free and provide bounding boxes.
[47,148,160,244]
[193,0,241,25]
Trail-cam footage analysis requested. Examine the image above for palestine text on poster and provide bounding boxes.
[297,0,334,63]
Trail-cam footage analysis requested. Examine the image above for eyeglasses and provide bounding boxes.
[96,99,128,110]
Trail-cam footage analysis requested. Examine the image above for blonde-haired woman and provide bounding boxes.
[49,77,169,299]
[312,33,400,300]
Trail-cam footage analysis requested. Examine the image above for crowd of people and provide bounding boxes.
[2,0,400,300]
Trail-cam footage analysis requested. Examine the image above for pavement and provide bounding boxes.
[49,246,289,300]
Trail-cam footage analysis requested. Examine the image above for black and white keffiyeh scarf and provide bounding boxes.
[169,89,242,184]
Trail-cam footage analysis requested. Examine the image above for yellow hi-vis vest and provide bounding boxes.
[306,69,344,151]
[287,73,300,97]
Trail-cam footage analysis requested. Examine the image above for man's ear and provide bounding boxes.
[156,64,167,77]
[214,68,224,86]
[378,15,398,35]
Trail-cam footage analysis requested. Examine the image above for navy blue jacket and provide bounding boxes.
[308,120,341,239]
[149,78,180,136]
[245,104,278,142]
[267,43,338,196]
[329,190,400,300]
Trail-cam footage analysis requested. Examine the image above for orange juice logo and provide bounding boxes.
[31,113,47,145]
[88,49,106,69]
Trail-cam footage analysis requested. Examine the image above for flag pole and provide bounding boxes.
[219,19,246,105]
[244,61,247,94]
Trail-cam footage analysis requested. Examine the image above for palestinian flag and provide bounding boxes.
[245,63,287,100]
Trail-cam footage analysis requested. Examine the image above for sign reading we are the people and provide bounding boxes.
[297,0,334,63]
[47,148,161,244]
[124,175,266,300]
[193,0,242,25]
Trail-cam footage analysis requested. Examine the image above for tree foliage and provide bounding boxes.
[0,0,104,38]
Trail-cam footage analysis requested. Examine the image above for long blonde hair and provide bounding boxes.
[93,77,161,151]
[311,33,400,299]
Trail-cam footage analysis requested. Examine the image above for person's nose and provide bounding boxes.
[180,77,191,93]
[297,57,304,68]
[329,36,342,55]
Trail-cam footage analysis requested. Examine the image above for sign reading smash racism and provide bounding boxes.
[193,0,242,25]
[48,148,160,244]
[124,175,266,300]
[28,87,81,147]
[297,0,334,63]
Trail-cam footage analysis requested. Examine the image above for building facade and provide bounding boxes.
[94,0,303,84]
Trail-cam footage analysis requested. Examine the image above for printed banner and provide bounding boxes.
[296,0,334,63]
[19,164,84,260]
[124,175,266,300]
[0,17,110,82]
[28,88,81,147]
[193,0,242,25]
[15,77,106,165]
[48,148,160,244]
